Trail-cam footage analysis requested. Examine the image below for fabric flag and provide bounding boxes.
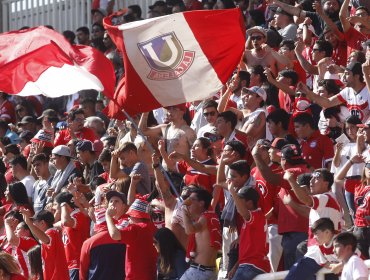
[103,8,245,117]
[0,26,115,98]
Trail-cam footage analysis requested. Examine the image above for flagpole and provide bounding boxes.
[121,110,182,201]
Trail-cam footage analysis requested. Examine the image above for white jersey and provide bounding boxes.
[337,86,370,122]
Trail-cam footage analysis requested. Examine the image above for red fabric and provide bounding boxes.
[354,184,370,227]
[10,274,27,280]
[0,27,115,97]
[238,209,270,273]
[54,127,97,146]
[344,177,361,194]
[42,228,69,280]
[332,41,347,67]
[300,131,334,169]
[103,9,245,117]
[17,237,39,278]
[278,86,295,113]
[0,100,16,124]
[293,60,307,84]
[344,27,370,57]
[61,209,91,269]
[119,221,157,280]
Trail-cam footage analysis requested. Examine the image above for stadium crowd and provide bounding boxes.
[0,0,370,279]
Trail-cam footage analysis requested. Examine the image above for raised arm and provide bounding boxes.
[295,39,318,75]
[127,174,141,206]
[60,203,76,228]
[4,217,20,246]
[110,150,127,179]
[20,209,50,244]
[266,0,303,17]
[314,1,344,41]
[335,154,364,182]
[182,206,206,235]
[169,151,217,175]
[252,145,281,185]
[298,82,342,109]
[228,182,251,220]
[265,68,296,96]
[105,206,121,240]
[138,112,164,138]
[339,0,351,33]
[158,139,177,172]
[283,171,313,207]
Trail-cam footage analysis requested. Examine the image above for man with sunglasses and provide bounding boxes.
[197,100,219,138]
[244,26,278,77]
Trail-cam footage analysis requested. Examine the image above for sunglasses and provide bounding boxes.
[251,36,263,41]
[365,162,370,169]
[203,111,216,117]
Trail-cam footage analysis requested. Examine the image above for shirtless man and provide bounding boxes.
[244,26,278,77]
[139,104,196,169]
[181,188,221,280]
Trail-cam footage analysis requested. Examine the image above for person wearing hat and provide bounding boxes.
[80,190,128,280]
[75,140,104,186]
[227,182,270,279]
[20,209,69,280]
[301,59,370,121]
[274,7,297,41]
[49,145,80,194]
[106,198,157,280]
[17,116,37,135]
[54,192,90,280]
[252,143,311,270]
[244,26,278,77]
[283,168,342,280]
[38,109,59,132]
[149,0,167,16]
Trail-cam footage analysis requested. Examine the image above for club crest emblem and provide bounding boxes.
[138,32,195,81]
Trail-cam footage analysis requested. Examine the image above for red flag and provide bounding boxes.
[103,9,245,117]
[0,26,115,98]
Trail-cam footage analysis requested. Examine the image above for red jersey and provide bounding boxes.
[16,237,39,278]
[238,209,270,273]
[300,131,334,169]
[278,86,295,113]
[54,127,96,146]
[222,130,253,165]
[276,165,310,234]
[119,221,158,280]
[42,228,69,280]
[0,100,15,124]
[176,158,216,194]
[344,27,370,57]
[251,163,282,225]
[62,209,91,269]
[354,184,370,227]
[332,40,347,67]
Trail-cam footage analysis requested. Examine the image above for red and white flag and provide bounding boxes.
[0,26,115,98]
[104,9,245,117]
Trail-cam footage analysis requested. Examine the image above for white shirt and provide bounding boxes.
[338,86,370,122]
[21,175,36,200]
[341,255,369,280]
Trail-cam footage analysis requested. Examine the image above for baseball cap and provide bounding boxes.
[346,62,363,77]
[19,130,34,142]
[271,138,289,150]
[149,0,166,9]
[37,109,58,121]
[246,26,267,38]
[242,86,267,101]
[52,145,71,157]
[106,190,127,204]
[76,140,95,152]
[256,139,271,148]
[278,144,305,164]
[17,116,36,126]
[126,198,151,219]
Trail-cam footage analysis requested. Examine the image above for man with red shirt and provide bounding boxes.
[106,198,157,280]
[253,143,310,270]
[293,113,334,169]
[20,209,69,280]
[54,108,96,147]
[55,192,90,280]
[228,185,270,279]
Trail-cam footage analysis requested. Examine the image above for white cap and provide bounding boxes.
[52,145,71,157]
[248,86,267,101]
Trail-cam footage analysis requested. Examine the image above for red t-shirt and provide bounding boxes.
[238,209,270,273]
[344,27,370,57]
[251,163,282,225]
[332,40,348,67]
[54,127,96,146]
[176,158,216,194]
[354,184,370,227]
[62,209,91,269]
[119,221,157,280]
[17,237,39,278]
[278,86,295,113]
[300,131,334,169]
[293,60,307,84]
[42,228,69,280]
[276,165,310,234]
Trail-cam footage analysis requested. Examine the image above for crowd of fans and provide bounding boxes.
[1,0,370,279]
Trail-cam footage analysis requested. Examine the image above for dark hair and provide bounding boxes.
[190,188,212,210]
[239,71,251,87]
[311,217,335,233]
[128,4,142,18]
[154,227,184,275]
[4,210,23,222]
[55,192,76,209]
[62,30,76,43]
[218,111,238,130]
[318,79,340,95]
[238,186,259,208]
[229,160,250,177]
[32,153,49,164]
[355,6,369,14]
[266,109,290,130]
[91,176,107,191]
[103,136,117,148]
[0,120,8,131]
[250,65,267,83]
[27,245,43,280]
[333,232,357,252]
[202,100,218,111]
[196,137,214,157]
[279,69,299,86]
[314,168,334,190]
[351,50,366,64]
[80,98,96,108]
[98,149,112,163]
[280,39,295,50]
[92,22,104,32]
[119,142,137,153]
[345,115,362,125]
[68,108,85,121]
[8,182,30,205]
[10,155,28,171]
[249,9,266,26]
[76,26,90,35]
[293,113,316,129]
[225,140,246,158]
[220,0,236,8]
[314,40,333,57]
[4,144,20,156]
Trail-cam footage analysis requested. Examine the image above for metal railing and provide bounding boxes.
[254,259,370,280]
[1,0,156,33]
